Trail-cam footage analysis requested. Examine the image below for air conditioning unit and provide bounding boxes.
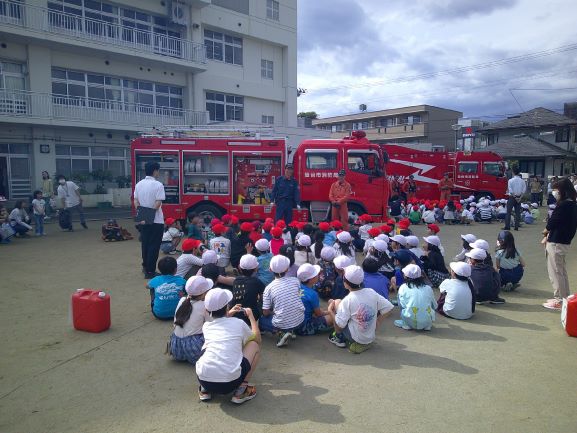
[170,1,189,26]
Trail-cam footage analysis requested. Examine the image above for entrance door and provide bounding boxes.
[0,157,8,199]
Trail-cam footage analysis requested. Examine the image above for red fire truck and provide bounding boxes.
[383,144,508,200]
[130,128,391,224]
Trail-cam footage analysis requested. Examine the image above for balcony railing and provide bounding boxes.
[0,0,206,64]
[0,89,209,127]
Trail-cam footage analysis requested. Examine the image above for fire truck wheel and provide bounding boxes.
[190,204,223,229]
[347,204,364,224]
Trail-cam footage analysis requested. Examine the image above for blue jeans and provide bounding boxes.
[34,214,44,235]
[499,265,524,285]
[275,200,293,224]
[68,204,86,225]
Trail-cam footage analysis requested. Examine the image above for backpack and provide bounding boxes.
[58,209,72,230]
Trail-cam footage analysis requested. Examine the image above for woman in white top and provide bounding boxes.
[437,262,475,320]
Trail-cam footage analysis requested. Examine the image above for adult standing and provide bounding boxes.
[438,173,454,201]
[329,169,352,230]
[134,161,166,279]
[41,171,54,219]
[271,163,300,224]
[502,167,526,231]
[530,176,542,206]
[390,175,401,200]
[542,178,577,310]
[402,175,418,202]
[546,176,557,205]
[57,174,87,230]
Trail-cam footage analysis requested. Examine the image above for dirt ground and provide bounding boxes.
[1,217,576,433]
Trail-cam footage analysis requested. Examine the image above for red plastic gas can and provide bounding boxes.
[72,289,111,333]
[561,295,577,337]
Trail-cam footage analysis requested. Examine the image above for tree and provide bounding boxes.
[297,111,319,120]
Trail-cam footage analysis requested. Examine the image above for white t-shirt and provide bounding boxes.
[335,288,394,345]
[173,298,209,338]
[363,238,375,255]
[162,227,182,242]
[133,176,165,224]
[410,247,425,259]
[209,236,231,268]
[262,277,305,330]
[282,231,292,245]
[196,317,253,383]
[57,181,81,208]
[359,224,371,240]
[32,199,45,215]
[439,278,473,320]
[422,210,436,224]
[176,253,203,278]
[294,250,315,267]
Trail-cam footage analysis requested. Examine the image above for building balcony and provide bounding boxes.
[0,0,206,69]
[0,89,209,130]
[327,122,427,140]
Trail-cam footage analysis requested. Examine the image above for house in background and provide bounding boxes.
[479,107,577,177]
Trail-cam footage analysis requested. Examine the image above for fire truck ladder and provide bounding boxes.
[140,124,278,138]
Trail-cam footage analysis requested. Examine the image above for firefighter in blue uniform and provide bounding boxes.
[271,163,301,224]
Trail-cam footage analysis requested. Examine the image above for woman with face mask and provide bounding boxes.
[40,171,54,219]
[542,178,577,310]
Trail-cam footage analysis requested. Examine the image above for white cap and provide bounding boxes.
[549,204,556,209]
[470,202,477,207]
[333,255,354,270]
[466,248,487,260]
[469,239,489,251]
[391,235,407,246]
[450,261,471,277]
[297,263,321,282]
[405,235,419,248]
[204,287,233,312]
[468,195,475,200]
[320,246,336,261]
[343,265,364,285]
[459,200,465,204]
[423,235,441,247]
[376,234,389,242]
[239,254,259,270]
[373,239,388,252]
[296,234,312,247]
[531,203,538,208]
[202,250,219,265]
[185,276,214,297]
[336,231,352,243]
[461,234,477,244]
[270,255,290,273]
[402,263,421,279]
[255,238,270,252]
[500,199,507,204]
[521,203,529,209]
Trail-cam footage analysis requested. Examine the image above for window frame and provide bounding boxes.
[261,115,274,125]
[55,145,129,177]
[305,150,338,170]
[266,0,279,20]
[555,127,569,142]
[261,59,273,79]
[204,29,243,66]
[205,91,244,122]
[458,161,479,174]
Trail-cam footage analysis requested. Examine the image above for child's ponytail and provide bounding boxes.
[174,297,195,327]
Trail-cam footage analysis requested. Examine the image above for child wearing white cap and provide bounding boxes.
[437,262,475,320]
[395,264,436,330]
[333,231,355,261]
[366,239,395,278]
[406,235,425,260]
[331,255,355,299]
[231,255,266,324]
[469,238,493,266]
[466,248,505,304]
[196,288,261,404]
[495,202,506,222]
[294,234,315,267]
[530,203,540,221]
[421,236,449,288]
[295,263,333,336]
[253,239,274,286]
[170,276,213,364]
[259,255,305,347]
[522,204,534,224]
[454,234,477,262]
[314,246,338,300]
[328,265,394,353]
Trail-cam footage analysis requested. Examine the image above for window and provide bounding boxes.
[487,133,499,145]
[348,152,379,175]
[261,115,274,125]
[55,146,128,177]
[519,160,544,177]
[266,0,279,20]
[261,59,273,79]
[212,0,249,14]
[352,121,369,130]
[556,128,569,142]
[408,115,421,124]
[331,124,343,132]
[379,118,396,127]
[206,91,243,121]
[204,29,243,65]
[483,162,503,177]
[305,151,337,170]
[458,162,478,174]
[0,60,26,90]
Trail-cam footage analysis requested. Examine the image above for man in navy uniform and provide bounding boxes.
[271,163,301,224]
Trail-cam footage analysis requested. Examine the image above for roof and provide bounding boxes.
[485,135,577,158]
[479,107,577,131]
[312,105,462,125]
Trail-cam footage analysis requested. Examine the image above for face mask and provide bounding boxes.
[552,190,560,200]
[59,180,66,185]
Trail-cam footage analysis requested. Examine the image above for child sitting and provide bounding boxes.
[395,264,436,331]
[294,234,315,266]
[466,248,505,304]
[334,231,355,261]
[314,246,337,299]
[313,230,325,263]
[389,249,414,293]
[443,201,456,225]
[196,288,261,404]
[363,227,381,256]
[367,239,395,279]
[318,222,332,246]
[296,263,333,336]
[477,200,493,223]
[147,256,187,320]
[332,254,354,299]
[101,218,122,241]
[406,235,425,260]
[259,255,305,347]
[270,227,284,255]
[170,276,212,364]
[362,257,390,299]
[261,222,273,241]
[437,262,475,320]
[434,204,444,224]
[161,218,183,254]
[422,206,436,224]
[495,230,525,292]
[522,204,534,224]
[454,234,476,261]
[253,238,274,286]
[357,214,373,249]
[389,197,403,221]
[186,212,203,241]
[469,239,493,266]
[231,254,266,324]
[421,236,449,288]
[176,238,204,278]
[409,205,422,225]
[530,203,540,221]
[496,200,507,221]
[0,205,15,243]
[209,223,231,273]
[328,265,394,353]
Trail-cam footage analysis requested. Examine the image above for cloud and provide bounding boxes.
[426,0,518,20]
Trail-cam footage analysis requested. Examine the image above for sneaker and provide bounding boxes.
[276,331,291,347]
[490,297,506,304]
[231,385,257,404]
[348,341,371,354]
[511,283,520,291]
[290,331,297,340]
[328,332,346,348]
[167,250,178,255]
[476,300,488,305]
[198,386,212,402]
[502,282,513,292]
[542,300,562,311]
[394,319,411,330]
[81,223,88,229]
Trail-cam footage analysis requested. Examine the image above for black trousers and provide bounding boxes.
[140,223,164,274]
[504,197,521,230]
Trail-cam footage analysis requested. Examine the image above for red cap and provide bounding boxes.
[297,222,307,231]
[271,227,283,238]
[455,203,463,210]
[318,222,330,232]
[240,222,254,232]
[331,220,343,229]
[165,217,175,226]
[182,238,201,252]
[387,219,396,225]
[398,220,410,229]
[212,223,227,235]
[230,216,239,225]
[368,227,381,238]
[262,222,273,232]
[288,221,300,228]
[380,225,393,234]
[221,214,232,224]
[265,217,274,224]
[276,220,286,229]
[359,214,372,222]
[210,218,221,226]
[412,205,418,211]
[427,223,440,233]
[249,231,262,243]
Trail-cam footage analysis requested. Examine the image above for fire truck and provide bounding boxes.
[383,144,508,200]
[130,128,391,224]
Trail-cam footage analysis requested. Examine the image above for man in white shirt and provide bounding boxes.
[503,167,526,231]
[56,175,87,230]
[134,161,166,279]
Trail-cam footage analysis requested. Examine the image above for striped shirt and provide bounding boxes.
[479,206,492,220]
[262,277,305,330]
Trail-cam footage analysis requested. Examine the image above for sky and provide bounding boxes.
[296,0,577,121]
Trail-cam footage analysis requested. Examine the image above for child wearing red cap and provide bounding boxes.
[408,206,421,225]
[422,205,436,224]
[270,227,284,255]
[363,227,381,255]
[209,224,231,273]
[262,222,273,241]
[320,221,336,247]
[161,218,183,254]
[356,214,372,250]
[230,222,254,269]
[176,238,204,278]
[249,221,262,245]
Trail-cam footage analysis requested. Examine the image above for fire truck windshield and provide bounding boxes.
[483,161,504,177]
